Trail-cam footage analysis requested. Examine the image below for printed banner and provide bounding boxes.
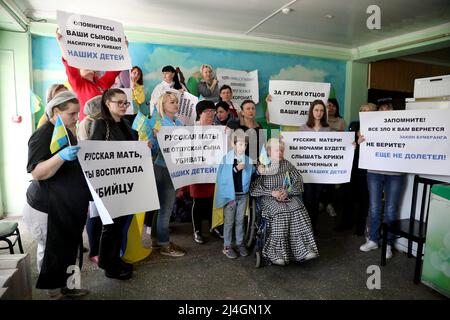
[177,91,198,125]
[268,80,330,126]
[78,141,160,224]
[57,11,132,71]
[282,132,355,183]
[359,109,450,176]
[216,68,259,110]
[157,126,228,189]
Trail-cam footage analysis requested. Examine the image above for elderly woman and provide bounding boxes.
[23,91,91,298]
[250,138,318,266]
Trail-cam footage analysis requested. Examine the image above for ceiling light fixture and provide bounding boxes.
[325,14,334,19]
[245,0,298,35]
[282,7,292,14]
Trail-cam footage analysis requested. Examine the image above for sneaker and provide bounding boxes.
[211,227,224,239]
[304,252,318,261]
[237,245,249,257]
[61,287,89,298]
[326,204,337,217]
[222,247,238,259]
[160,242,185,257]
[194,231,205,244]
[46,288,63,300]
[151,237,161,249]
[386,245,393,259]
[105,268,132,280]
[271,258,285,266]
[360,240,379,252]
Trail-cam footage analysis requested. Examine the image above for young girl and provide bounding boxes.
[215,131,254,259]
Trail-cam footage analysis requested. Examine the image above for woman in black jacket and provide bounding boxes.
[90,88,138,280]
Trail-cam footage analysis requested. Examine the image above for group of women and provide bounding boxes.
[23,43,402,298]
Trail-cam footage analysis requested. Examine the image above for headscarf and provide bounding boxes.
[45,91,78,119]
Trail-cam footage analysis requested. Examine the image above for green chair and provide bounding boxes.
[0,221,24,254]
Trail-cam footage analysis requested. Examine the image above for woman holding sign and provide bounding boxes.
[250,138,318,266]
[23,91,91,298]
[299,100,331,235]
[90,88,138,280]
[146,92,186,257]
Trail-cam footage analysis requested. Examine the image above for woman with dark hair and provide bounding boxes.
[228,100,264,162]
[213,101,235,126]
[299,100,331,235]
[150,65,186,110]
[90,88,138,280]
[218,85,238,118]
[131,66,148,115]
[22,91,91,299]
[327,98,346,132]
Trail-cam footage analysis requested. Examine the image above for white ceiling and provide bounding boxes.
[7,0,450,48]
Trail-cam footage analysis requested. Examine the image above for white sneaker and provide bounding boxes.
[326,204,337,217]
[386,245,393,259]
[271,258,285,266]
[360,240,378,252]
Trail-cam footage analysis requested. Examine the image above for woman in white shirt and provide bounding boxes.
[150,65,186,112]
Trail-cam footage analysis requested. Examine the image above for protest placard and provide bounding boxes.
[282,132,355,183]
[216,68,259,110]
[177,91,198,125]
[78,141,159,224]
[268,80,330,126]
[157,126,228,189]
[57,11,132,71]
[359,109,450,176]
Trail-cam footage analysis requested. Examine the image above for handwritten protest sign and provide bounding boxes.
[57,11,131,71]
[157,126,228,189]
[216,68,259,110]
[359,109,450,176]
[78,141,159,224]
[268,80,330,126]
[282,132,355,183]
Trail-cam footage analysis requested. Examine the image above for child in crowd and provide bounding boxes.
[215,130,255,259]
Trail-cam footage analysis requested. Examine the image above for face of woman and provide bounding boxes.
[131,68,141,83]
[216,107,229,122]
[220,89,232,102]
[360,106,370,112]
[269,144,284,162]
[164,96,179,115]
[199,108,215,125]
[378,104,392,111]
[327,102,336,117]
[234,140,247,156]
[54,102,79,129]
[312,104,325,121]
[106,93,128,119]
[201,67,213,81]
[242,102,256,119]
[162,71,175,83]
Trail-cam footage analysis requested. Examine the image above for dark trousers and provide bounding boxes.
[191,197,213,234]
[303,183,324,235]
[98,215,128,272]
[86,216,102,257]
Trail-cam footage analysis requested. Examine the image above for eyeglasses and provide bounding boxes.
[110,100,131,107]
[203,109,216,114]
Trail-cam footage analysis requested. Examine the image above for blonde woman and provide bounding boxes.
[146,92,186,257]
[197,64,220,103]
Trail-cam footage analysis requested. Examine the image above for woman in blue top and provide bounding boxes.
[146,91,186,257]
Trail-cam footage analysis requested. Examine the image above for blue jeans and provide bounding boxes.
[367,172,404,244]
[155,164,176,246]
[223,194,247,247]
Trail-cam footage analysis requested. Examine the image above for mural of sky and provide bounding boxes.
[31,35,346,126]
